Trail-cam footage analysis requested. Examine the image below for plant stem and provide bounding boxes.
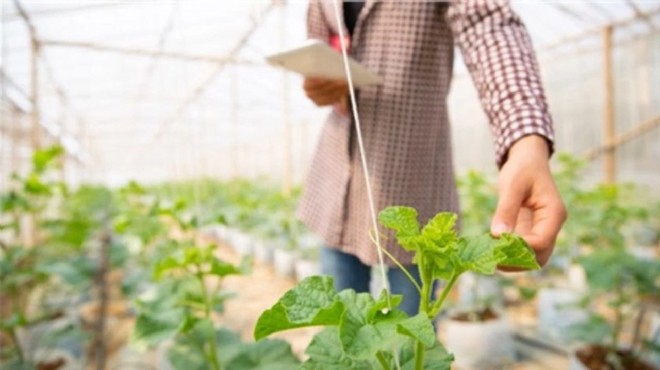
[196,266,221,370]
[414,255,431,370]
[430,273,459,318]
[414,340,425,370]
[8,327,25,363]
[610,278,624,355]
[376,351,391,370]
[369,230,421,294]
[94,231,111,370]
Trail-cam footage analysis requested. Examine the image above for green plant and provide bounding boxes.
[132,244,299,370]
[570,248,658,368]
[0,146,96,369]
[566,183,658,368]
[254,206,539,369]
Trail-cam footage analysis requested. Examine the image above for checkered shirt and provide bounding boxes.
[298,0,554,266]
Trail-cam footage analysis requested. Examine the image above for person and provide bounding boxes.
[298,0,567,315]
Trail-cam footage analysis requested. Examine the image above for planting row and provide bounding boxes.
[1,147,658,370]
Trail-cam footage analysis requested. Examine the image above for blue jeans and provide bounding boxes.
[320,246,424,316]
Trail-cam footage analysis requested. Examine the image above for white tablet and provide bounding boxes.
[265,40,382,87]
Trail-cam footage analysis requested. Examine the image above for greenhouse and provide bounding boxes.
[1,1,659,370]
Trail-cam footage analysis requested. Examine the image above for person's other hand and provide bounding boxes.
[490,135,567,268]
[303,77,349,107]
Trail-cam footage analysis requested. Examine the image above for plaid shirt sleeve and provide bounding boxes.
[447,0,554,167]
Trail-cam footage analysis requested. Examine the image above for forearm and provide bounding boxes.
[447,0,554,166]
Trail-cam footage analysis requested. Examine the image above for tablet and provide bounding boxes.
[265,40,381,87]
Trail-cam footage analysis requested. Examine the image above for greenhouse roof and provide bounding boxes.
[1,1,658,184]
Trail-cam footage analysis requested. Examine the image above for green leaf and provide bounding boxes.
[254,276,344,340]
[0,312,27,330]
[566,315,612,344]
[399,340,454,370]
[367,290,403,322]
[303,327,371,370]
[33,145,64,173]
[24,173,51,195]
[456,234,540,275]
[456,235,504,275]
[38,257,94,288]
[167,327,243,370]
[227,339,301,370]
[395,313,436,347]
[378,206,422,251]
[420,212,458,248]
[153,256,182,280]
[336,290,376,344]
[496,234,540,270]
[209,258,242,277]
[131,303,184,349]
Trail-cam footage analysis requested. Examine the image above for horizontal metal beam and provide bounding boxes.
[40,39,262,66]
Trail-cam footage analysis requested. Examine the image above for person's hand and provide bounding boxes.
[490,135,567,268]
[303,77,349,107]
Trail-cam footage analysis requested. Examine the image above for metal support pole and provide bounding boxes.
[602,25,616,183]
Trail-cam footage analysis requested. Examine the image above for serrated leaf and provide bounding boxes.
[378,206,422,251]
[421,212,458,247]
[336,289,413,360]
[426,249,456,280]
[456,233,540,274]
[303,327,371,370]
[226,339,301,370]
[254,276,344,340]
[338,290,386,358]
[456,235,504,275]
[496,234,540,270]
[396,313,436,347]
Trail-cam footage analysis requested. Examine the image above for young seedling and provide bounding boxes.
[254,206,540,369]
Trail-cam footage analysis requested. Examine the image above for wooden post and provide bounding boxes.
[10,108,20,179]
[602,25,615,183]
[280,3,292,197]
[300,119,308,182]
[30,37,41,151]
[230,66,238,178]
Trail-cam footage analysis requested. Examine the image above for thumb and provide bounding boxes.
[491,184,525,237]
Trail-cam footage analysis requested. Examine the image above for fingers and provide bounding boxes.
[507,186,566,268]
[490,176,526,237]
[524,192,567,266]
[303,78,349,106]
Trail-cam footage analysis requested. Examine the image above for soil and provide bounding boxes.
[215,241,319,358]
[451,306,499,322]
[37,358,66,370]
[576,344,658,370]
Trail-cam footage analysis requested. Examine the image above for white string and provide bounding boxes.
[330,0,391,307]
